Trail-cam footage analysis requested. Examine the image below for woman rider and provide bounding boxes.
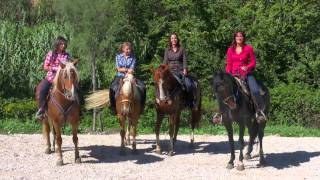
[109,42,146,114]
[35,36,71,120]
[225,31,266,121]
[163,33,197,110]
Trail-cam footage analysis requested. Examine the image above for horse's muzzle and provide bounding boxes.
[156,98,172,105]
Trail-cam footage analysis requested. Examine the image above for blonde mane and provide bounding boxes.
[52,62,80,89]
[122,74,134,96]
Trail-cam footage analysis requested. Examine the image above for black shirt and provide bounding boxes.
[163,47,187,72]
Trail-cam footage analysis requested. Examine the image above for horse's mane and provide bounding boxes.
[122,74,134,96]
[53,62,80,90]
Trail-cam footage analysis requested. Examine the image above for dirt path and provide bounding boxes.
[0,134,319,179]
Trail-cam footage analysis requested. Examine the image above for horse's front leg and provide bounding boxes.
[131,121,138,155]
[72,120,81,163]
[237,124,245,171]
[52,121,63,166]
[225,121,235,169]
[168,114,177,156]
[125,123,131,146]
[42,118,51,154]
[119,115,126,156]
[258,122,267,167]
[155,111,164,155]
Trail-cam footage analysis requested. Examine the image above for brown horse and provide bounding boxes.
[116,74,142,155]
[151,64,201,156]
[35,62,81,166]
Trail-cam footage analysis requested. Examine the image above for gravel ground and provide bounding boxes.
[0,133,320,180]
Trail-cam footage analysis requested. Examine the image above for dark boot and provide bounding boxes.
[109,88,116,115]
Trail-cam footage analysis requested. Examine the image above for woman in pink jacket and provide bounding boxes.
[226,31,266,121]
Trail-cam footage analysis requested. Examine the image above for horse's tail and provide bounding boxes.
[85,89,110,110]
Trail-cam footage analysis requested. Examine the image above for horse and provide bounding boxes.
[35,61,81,166]
[211,70,270,170]
[151,64,201,156]
[116,74,143,155]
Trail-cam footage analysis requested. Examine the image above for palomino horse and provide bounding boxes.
[212,70,270,170]
[35,61,80,166]
[116,74,142,155]
[151,64,201,156]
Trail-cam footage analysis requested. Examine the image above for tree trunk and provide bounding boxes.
[91,52,97,131]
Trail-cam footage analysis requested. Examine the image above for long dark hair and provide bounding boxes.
[168,33,181,50]
[51,36,68,62]
[231,31,246,49]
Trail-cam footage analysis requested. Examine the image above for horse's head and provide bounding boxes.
[212,70,238,110]
[119,73,135,115]
[151,64,176,105]
[53,61,79,101]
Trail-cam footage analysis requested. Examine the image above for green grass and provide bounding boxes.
[0,118,319,137]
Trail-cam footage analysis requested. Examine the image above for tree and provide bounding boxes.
[54,0,123,130]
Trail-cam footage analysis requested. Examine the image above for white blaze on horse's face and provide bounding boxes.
[158,78,166,101]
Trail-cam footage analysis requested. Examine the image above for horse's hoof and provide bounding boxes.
[168,151,174,156]
[119,149,126,156]
[45,148,51,154]
[226,163,234,169]
[75,158,81,164]
[56,160,63,166]
[244,154,251,160]
[155,149,162,155]
[237,164,245,171]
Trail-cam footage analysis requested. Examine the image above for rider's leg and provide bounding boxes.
[109,76,121,115]
[35,79,52,119]
[247,75,266,121]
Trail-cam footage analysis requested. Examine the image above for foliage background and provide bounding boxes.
[0,0,319,133]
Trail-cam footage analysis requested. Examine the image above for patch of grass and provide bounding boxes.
[1,117,319,137]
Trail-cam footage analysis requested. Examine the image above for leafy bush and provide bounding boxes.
[0,98,37,119]
[270,83,320,128]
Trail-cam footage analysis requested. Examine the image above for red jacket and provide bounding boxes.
[225,45,256,78]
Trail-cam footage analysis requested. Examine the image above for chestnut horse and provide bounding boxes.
[35,62,80,166]
[116,74,142,155]
[151,64,201,156]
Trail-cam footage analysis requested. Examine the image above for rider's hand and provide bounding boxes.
[241,66,248,71]
[183,69,188,76]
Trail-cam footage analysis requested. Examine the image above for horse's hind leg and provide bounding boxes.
[257,122,267,167]
[72,122,81,163]
[225,122,235,169]
[173,113,180,143]
[190,109,201,147]
[237,124,245,171]
[155,111,164,155]
[42,119,51,154]
[245,120,258,160]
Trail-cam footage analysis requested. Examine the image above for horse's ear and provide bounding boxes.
[72,58,79,66]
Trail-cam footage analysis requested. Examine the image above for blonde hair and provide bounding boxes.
[119,42,133,54]
[52,62,80,90]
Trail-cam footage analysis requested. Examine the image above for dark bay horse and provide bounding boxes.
[151,64,201,156]
[35,62,80,166]
[116,74,142,155]
[212,70,270,170]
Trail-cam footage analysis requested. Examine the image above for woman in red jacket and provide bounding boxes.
[225,31,266,121]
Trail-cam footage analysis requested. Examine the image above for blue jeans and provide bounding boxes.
[247,75,264,111]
